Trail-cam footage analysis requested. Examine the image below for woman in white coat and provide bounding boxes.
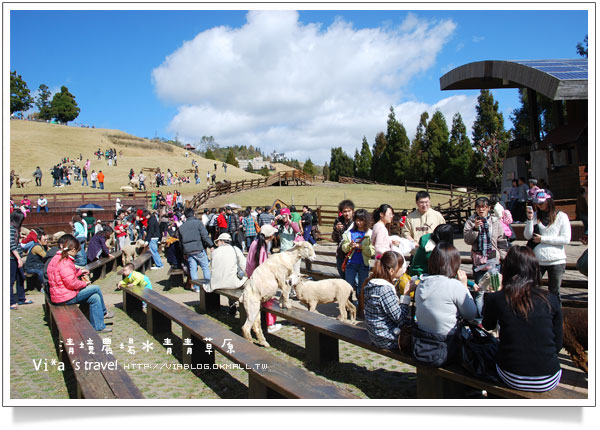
[523,190,571,298]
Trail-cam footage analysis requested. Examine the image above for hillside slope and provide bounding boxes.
[10,120,261,196]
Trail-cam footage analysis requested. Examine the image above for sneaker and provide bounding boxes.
[18,299,34,305]
[104,311,115,319]
[192,286,200,293]
[150,266,162,270]
[267,323,282,334]
[97,327,112,333]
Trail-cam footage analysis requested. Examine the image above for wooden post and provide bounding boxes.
[426,181,429,193]
[450,184,453,199]
[405,180,407,193]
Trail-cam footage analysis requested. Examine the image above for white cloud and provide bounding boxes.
[152,11,458,164]
[472,35,485,43]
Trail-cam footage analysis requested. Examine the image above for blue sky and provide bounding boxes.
[9,7,589,164]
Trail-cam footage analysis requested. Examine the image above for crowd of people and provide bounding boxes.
[8,178,584,392]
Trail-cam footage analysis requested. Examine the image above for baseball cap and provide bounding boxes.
[280,208,291,216]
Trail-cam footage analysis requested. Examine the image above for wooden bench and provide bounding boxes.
[261,301,586,399]
[167,267,192,289]
[116,251,152,276]
[43,296,144,399]
[85,250,123,281]
[194,284,586,399]
[121,287,357,399]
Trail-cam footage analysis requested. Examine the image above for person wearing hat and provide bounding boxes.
[205,233,247,294]
[245,224,282,333]
[274,207,301,252]
[524,190,571,298]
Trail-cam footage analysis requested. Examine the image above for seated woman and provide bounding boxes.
[482,246,563,392]
[408,224,454,277]
[86,227,115,263]
[47,235,112,333]
[363,251,413,350]
[413,243,477,367]
[23,229,49,291]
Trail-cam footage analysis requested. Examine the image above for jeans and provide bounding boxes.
[149,238,163,268]
[21,241,36,253]
[187,251,210,281]
[81,176,89,186]
[540,264,566,297]
[75,238,87,267]
[35,177,42,186]
[99,182,104,190]
[303,225,316,245]
[27,268,46,289]
[345,261,370,300]
[472,263,501,323]
[63,285,107,331]
[37,206,49,213]
[246,235,256,250]
[10,258,26,305]
[91,180,96,188]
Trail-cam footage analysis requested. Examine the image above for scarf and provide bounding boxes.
[477,216,492,258]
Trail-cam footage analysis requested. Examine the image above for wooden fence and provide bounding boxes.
[187,170,322,211]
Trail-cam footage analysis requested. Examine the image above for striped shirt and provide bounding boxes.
[496,365,562,393]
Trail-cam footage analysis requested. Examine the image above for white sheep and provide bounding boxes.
[288,274,357,323]
[240,241,316,347]
[121,239,148,265]
[129,177,140,189]
[120,185,134,192]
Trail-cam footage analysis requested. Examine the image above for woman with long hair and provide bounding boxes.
[371,204,394,257]
[46,235,112,332]
[245,224,281,333]
[523,190,571,297]
[363,251,413,349]
[10,210,33,309]
[483,246,562,392]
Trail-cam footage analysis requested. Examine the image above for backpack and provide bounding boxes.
[207,213,217,227]
[311,211,319,226]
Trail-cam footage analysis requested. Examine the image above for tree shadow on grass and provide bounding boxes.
[121,304,248,399]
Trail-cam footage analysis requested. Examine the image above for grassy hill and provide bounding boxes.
[9,120,261,197]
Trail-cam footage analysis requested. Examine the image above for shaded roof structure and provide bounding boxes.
[440,59,587,100]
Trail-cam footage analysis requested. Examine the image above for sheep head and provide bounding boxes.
[292,241,316,261]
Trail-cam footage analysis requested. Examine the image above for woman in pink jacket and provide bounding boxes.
[245,224,282,334]
[47,235,113,333]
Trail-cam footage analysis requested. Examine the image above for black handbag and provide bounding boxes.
[412,326,459,367]
[459,321,499,382]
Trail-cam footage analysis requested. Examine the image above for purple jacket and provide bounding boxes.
[86,233,110,262]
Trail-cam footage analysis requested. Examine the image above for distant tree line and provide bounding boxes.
[329,89,511,189]
[10,71,80,124]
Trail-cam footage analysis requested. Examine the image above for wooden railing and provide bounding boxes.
[338,176,384,185]
[187,170,318,211]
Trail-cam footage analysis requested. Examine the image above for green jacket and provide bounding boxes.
[341,228,375,266]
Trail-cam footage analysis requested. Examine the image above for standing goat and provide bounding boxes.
[288,274,356,323]
[240,242,316,347]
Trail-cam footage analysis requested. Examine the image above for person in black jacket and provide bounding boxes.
[178,208,214,292]
[144,209,164,269]
[225,206,243,250]
[332,200,355,277]
[482,246,563,392]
